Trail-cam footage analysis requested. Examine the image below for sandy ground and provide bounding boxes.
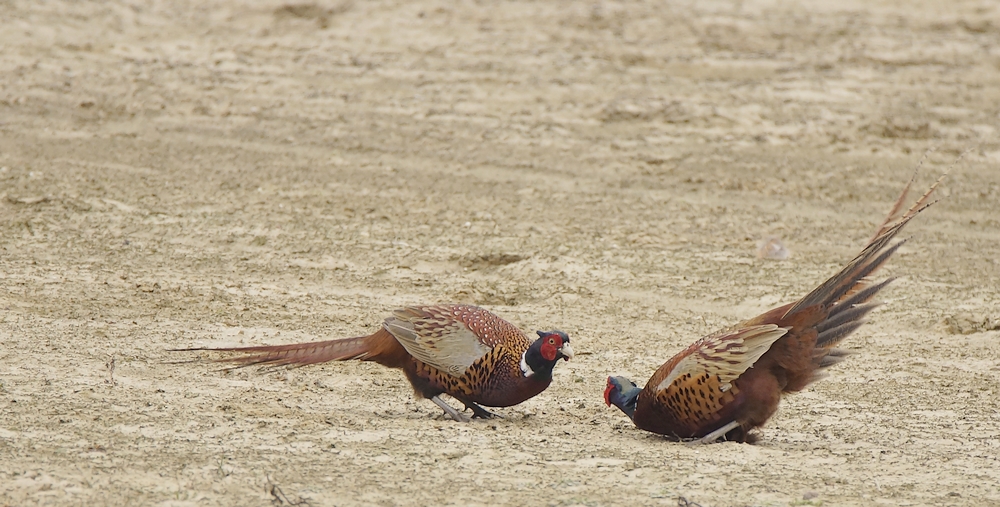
[2,0,999,505]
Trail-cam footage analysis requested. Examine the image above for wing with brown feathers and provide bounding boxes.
[384,305,500,378]
[642,325,788,429]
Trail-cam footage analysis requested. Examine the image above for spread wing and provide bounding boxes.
[647,325,788,427]
[384,306,493,377]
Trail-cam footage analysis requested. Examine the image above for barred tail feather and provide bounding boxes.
[172,335,375,370]
[815,302,880,336]
[784,173,943,319]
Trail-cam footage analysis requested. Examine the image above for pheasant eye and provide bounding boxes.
[548,338,555,345]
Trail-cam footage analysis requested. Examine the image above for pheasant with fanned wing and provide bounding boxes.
[605,173,943,443]
[177,304,573,421]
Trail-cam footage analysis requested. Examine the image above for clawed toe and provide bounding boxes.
[471,410,503,420]
[462,400,501,419]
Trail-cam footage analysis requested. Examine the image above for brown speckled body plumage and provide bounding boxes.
[391,305,544,407]
[177,304,573,420]
[607,173,944,442]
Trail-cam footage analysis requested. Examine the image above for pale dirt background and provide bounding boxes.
[2,0,999,506]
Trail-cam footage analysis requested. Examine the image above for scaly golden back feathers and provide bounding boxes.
[385,305,529,378]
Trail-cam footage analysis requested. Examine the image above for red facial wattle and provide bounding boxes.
[604,380,614,406]
[540,342,558,361]
[539,333,563,361]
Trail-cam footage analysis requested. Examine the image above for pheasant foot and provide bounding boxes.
[431,395,470,422]
[463,401,502,419]
[687,421,741,445]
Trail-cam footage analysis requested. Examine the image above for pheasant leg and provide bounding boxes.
[431,395,471,422]
[686,421,741,445]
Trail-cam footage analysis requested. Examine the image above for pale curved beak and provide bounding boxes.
[558,342,574,361]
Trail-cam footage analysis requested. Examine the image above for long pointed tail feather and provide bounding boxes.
[784,173,943,319]
[778,173,942,394]
[171,335,376,370]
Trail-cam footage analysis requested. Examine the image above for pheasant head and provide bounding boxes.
[520,330,573,378]
[604,375,641,420]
